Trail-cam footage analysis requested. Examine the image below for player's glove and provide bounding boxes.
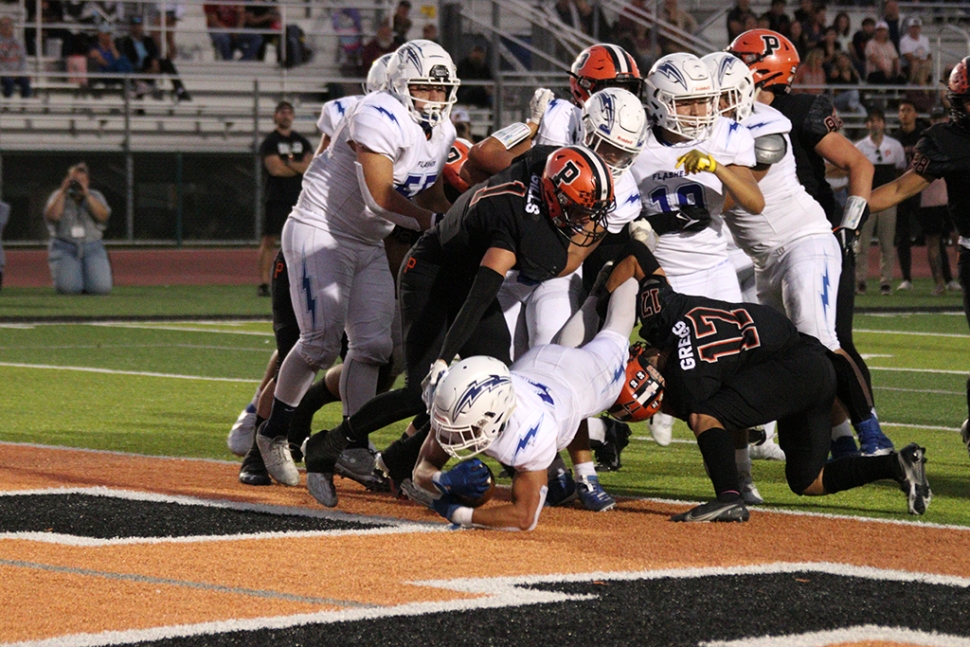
[629,218,658,252]
[676,150,718,174]
[833,226,859,256]
[421,359,449,408]
[432,458,491,499]
[648,204,712,235]
[529,88,555,124]
[431,492,462,523]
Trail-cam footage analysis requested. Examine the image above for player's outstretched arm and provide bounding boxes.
[412,431,451,494]
[815,131,874,202]
[869,169,932,213]
[716,164,764,215]
[462,470,548,531]
[355,145,437,231]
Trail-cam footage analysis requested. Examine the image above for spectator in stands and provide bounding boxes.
[763,0,791,37]
[850,16,875,79]
[818,25,840,71]
[456,44,492,108]
[727,0,757,42]
[833,12,851,53]
[203,3,260,61]
[883,0,902,51]
[0,16,31,98]
[152,3,185,59]
[243,0,276,61]
[788,18,808,59]
[865,21,903,85]
[0,200,8,291]
[88,22,133,88]
[827,51,864,115]
[24,0,73,58]
[80,2,124,30]
[451,107,473,141]
[552,0,604,37]
[360,19,395,75]
[659,0,697,54]
[899,17,932,86]
[43,162,113,296]
[615,0,659,70]
[802,3,826,49]
[793,0,814,26]
[793,46,826,93]
[392,0,412,46]
[117,15,190,101]
[257,101,311,297]
[422,23,439,43]
[892,98,926,292]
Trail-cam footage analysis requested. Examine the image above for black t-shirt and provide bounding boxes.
[260,129,312,207]
[412,145,570,284]
[893,123,925,213]
[771,92,843,226]
[637,284,804,420]
[912,122,970,238]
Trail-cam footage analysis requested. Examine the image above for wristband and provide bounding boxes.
[450,506,474,526]
[490,122,532,150]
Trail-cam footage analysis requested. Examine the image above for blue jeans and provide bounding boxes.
[48,238,113,295]
[1,76,31,98]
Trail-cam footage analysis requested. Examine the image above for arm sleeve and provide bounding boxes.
[801,94,842,150]
[437,265,505,362]
[912,131,948,179]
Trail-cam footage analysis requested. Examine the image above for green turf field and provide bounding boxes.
[0,283,966,525]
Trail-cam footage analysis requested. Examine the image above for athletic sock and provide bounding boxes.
[573,461,596,481]
[822,453,898,493]
[830,419,852,441]
[380,423,430,483]
[260,397,296,438]
[696,427,740,502]
[288,379,338,448]
[304,428,349,473]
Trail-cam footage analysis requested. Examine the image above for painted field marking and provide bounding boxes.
[89,322,274,336]
[0,362,260,384]
[869,366,968,376]
[875,386,965,396]
[5,563,967,647]
[856,328,970,340]
[0,343,270,353]
[702,626,970,647]
[0,558,372,608]
[0,487,443,546]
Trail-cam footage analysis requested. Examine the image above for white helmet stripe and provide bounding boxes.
[572,146,612,200]
[603,44,632,75]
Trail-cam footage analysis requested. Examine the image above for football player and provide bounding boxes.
[869,56,970,451]
[632,274,931,522]
[633,52,765,486]
[314,53,393,155]
[728,29,895,458]
[254,40,459,486]
[412,277,642,530]
[302,145,618,508]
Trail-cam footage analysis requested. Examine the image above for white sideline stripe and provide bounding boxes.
[5,563,967,647]
[869,366,968,376]
[89,322,274,336]
[633,421,963,442]
[856,328,970,339]
[0,362,261,383]
[876,386,965,396]
[0,344,270,353]
[0,487,444,546]
[702,626,970,647]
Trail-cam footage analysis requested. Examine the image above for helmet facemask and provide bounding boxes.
[655,89,718,140]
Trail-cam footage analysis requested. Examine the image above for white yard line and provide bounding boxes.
[0,362,260,383]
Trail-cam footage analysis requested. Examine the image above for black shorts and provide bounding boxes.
[917,206,951,237]
[263,203,291,238]
[694,339,837,494]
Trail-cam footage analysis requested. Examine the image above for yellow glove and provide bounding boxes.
[676,150,718,174]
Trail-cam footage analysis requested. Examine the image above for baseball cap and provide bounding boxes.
[275,101,294,113]
[930,105,946,119]
[97,22,112,34]
[908,16,922,27]
[451,107,470,123]
[875,20,889,30]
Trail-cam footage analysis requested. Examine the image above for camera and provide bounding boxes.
[67,179,83,199]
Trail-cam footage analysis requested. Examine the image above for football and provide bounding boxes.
[454,463,496,508]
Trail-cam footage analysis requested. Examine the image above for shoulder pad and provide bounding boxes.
[754,133,787,166]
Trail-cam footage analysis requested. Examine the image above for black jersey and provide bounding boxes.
[638,283,805,420]
[912,122,970,239]
[411,145,570,283]
[893,123,926,213]
[770,92,843,226]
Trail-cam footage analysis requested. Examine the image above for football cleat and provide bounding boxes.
[739,476,764,506]
[593,416,632,471]
[335,447,390,492]
[238,444,272,486]
[306,471,338,507]
[398,478,436,509]
[671,498,749,522]
[830,435,860,460]
[896,443,931,515]
[856,417,895,456]
[577,475,616,512]
[649,412,674,447]
[227,404,257,456]
[961,419,970,459]
[255,422,300,486]
[545,458,578,507]
[749,439,785,461]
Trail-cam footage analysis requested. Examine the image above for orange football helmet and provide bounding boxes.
[608,343,665,423]
[540,146,615,247]
[726,29,799,92]
[947,57,970,126]
[442,137,471,203]
[570,44,643,106]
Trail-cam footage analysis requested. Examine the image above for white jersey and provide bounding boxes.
[316,95,361,138]
[534,97,582,148]
[726,103,832,258]
[295,91,456,244]
[486,332,627,473]
[631,117,756,275]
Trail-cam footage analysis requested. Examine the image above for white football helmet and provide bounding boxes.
[364,52,394,94]
[430,356,516,460]
[386,39,460,127]
[701,52,755,123]
[644,52,718,140]
[581,87,648,178]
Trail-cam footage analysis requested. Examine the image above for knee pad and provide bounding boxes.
[347,335,393,366]
[298,330,342,371]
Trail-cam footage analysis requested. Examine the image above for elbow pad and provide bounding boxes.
[754,134,787,166]
[354,161,422,231]
[490,122,533,150]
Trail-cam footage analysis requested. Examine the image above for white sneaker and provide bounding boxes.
[948,280,963,292]
[740,476,764,505]
[896,280,913,291]
[649,412,674,447]
[256,431,300,486]
[226,406,257,456]
[750,439,786,461]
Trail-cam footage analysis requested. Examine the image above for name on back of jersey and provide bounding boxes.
[673,321,696,370]
[525,174,542,216]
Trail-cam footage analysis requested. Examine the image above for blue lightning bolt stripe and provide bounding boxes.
[525,379,554,405]
[612,362,625,384]
[335,100,346,116]
[623,192,641,206]
[821,266,831,315]
[513,417,541,458]
[301,254,316,328]
[453,375,511,416]
[656,62,688,90]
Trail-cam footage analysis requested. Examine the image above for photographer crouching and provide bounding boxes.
[43,162,113,295]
